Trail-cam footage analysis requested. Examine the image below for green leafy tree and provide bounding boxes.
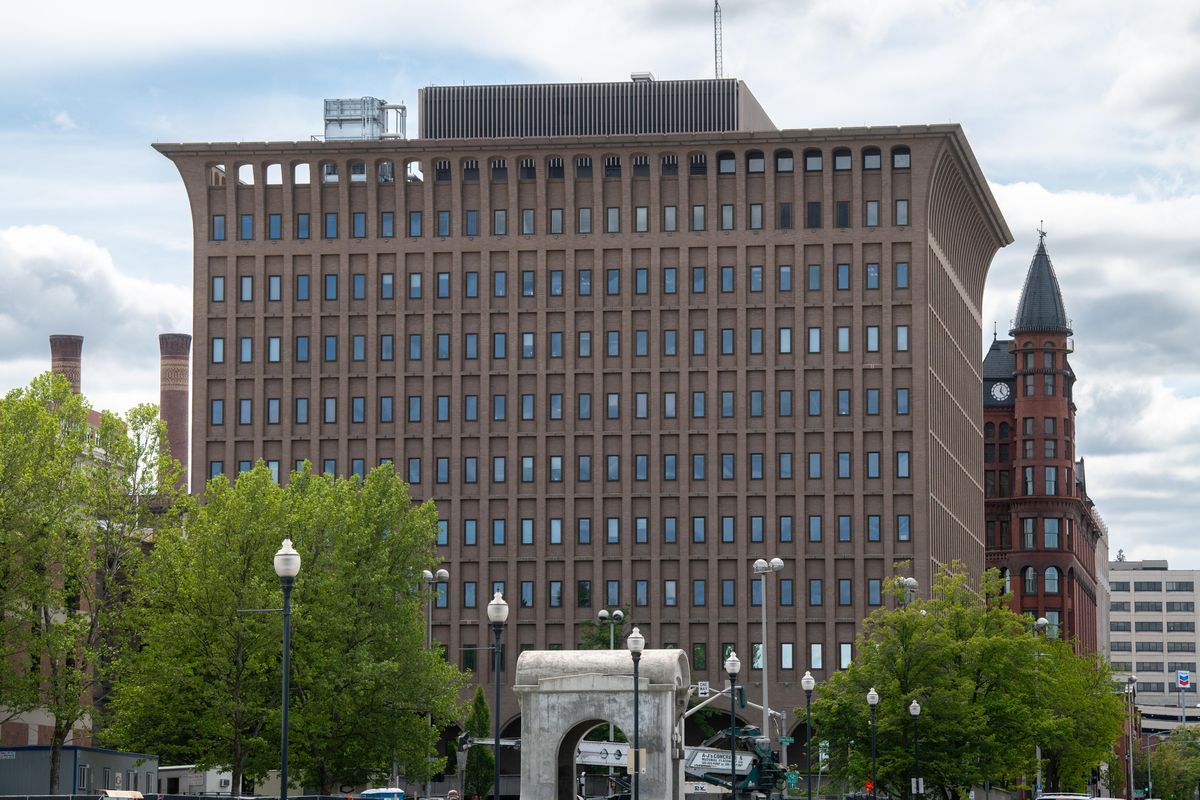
[104,463,465,794]
[464,686,494,800]
[103,467,284,792]
[0,375,180,792]
[284,465,467,791]
[810,565,1124,800]
[1037,634,1126,791]
[1131,726,1200,800]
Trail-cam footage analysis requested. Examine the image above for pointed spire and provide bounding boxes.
[1010,228,1072,336]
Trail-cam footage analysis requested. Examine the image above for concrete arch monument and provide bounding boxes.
[514,648,691,799]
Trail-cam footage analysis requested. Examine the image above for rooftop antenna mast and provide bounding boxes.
[714,1,723,78]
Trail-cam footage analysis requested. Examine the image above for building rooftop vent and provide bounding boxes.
[322,97,407,141]
[630,71,655,82]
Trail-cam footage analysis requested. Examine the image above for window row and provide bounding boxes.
[214,146,914,189]
[1109,620,1196,633]
[1108,661,1198,674]
[1109,581,1195,593]
[210,196,912,242]
[208,442,915,487]
[208,324,913,366]
[1110,601,1196,613]
[986,517,1071,550]
[209,387,914,427]
[1110,641,1198,653]
[983,466,1073,499]
[460,638,855,676]
[211,261,913,305]
[440,574,891,612]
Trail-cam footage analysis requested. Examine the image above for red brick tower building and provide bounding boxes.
[983,232,1105,651]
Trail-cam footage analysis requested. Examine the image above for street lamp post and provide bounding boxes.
[422,568,449,797]
[487,592,509,800]
[599,607,625,779]
[910,699,922,798]
[867,688,879,800]
[628,626,645,800]
[752,558,785,745]
[1127,675,1137,800]
[273,539,301,800]
[726,651,742,800]
[1147,731,1153,800]
[1034,616,1049,799]
[802,670,816,800]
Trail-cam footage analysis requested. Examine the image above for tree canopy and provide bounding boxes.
[809,566,1125,800]
[0,373,182,792]
[463,686,494,800]
[103,462,467,794]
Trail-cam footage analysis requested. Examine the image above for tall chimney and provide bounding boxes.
[158,333,192,490]
[49,334,84,393]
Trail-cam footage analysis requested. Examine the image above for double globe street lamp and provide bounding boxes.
[752,557,785,748]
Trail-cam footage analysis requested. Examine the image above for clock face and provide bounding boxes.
[990,382,1011,401]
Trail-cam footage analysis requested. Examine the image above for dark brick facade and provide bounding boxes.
[158,102,1011,738]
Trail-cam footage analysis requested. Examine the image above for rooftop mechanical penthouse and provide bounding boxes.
[156,76,1012,755]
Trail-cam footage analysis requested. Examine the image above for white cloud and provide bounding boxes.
[0,225,190,414]
[53,111,77,131]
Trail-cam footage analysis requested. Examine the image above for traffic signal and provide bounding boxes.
[866,779,875,793]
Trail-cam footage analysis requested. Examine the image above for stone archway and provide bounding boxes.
[556,718,628,799]
[514,649,691,800]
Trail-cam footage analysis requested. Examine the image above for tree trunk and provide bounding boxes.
[48,734,62,794]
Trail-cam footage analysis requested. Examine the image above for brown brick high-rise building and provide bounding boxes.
[156,78,1011,759]
[983,233,1106,651]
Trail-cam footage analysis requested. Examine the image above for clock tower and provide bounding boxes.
[982,231,1107,652]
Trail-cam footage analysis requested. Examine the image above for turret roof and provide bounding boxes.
[1010,234,1072,336]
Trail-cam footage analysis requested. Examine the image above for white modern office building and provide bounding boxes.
[1108,559,1200,733]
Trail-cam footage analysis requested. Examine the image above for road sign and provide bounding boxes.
[912,778,925,795]
[575,740,630,766]
[778,736,795,745]
[698,680,711,697]
[1179,670,1191,689]
[787,771,801,789]
[626,748,647,774]
[684,747,756,775]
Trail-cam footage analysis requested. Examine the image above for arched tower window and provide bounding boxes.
[1023,566,1037,595]
[1045,566,1060,594]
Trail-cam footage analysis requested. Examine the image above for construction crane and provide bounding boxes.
[714,1,723,79]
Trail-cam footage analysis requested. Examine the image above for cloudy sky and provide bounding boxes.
[1,0,1197,565]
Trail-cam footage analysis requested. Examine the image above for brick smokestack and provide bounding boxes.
[159,333,191,489]
[49,334,84,393]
